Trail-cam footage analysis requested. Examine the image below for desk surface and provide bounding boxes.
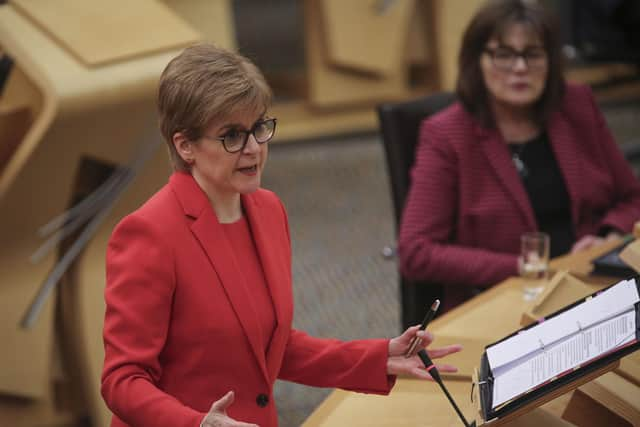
[303,239,634,426]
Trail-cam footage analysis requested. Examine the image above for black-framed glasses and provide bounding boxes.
[484,46,547,71]
[209,118,277,153]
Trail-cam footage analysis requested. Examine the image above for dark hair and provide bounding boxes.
[456,0,565,127]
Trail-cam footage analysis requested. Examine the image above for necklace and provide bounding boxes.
[509,144,529,178]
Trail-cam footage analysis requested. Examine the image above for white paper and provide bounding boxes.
[492,309,636,407]
[487,279,639,370]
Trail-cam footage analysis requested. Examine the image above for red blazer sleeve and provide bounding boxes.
[101,214,206,427]
[275,199,394,395]
[398,118,517,286]
[583,87,640,233]
[278,331,395,394]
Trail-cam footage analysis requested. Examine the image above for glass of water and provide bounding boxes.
[519,232,550,301]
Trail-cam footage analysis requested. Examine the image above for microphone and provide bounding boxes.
[405,299,440,358]
[417,349,476,427]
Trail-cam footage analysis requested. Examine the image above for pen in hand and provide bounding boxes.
[404,299,440,358]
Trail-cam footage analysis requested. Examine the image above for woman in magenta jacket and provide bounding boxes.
[101,44,460,427]
[399,0,640,312]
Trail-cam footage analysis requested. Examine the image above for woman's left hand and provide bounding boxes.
[386,325,462,380]
[571,232,622,253]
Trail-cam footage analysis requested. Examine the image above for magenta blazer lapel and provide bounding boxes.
[476,125,537,230]
[169,172,271,384]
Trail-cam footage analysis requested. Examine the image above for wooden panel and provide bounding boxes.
[0,8,58,399]
[11,0,200,67]
[407,1,432,66]
[616,351,640,388]
[305,0,411,108]
[321,0,414,76]
[67,147,171,427]
[589,373,640,421]
[432,277,529,341]
[0,107,31,172]
[0,393,76,427]
[565,373,640,426]
[0,239,56,398]
[620,239,640,274]
[0,64,42,115]
[563,390,631,427]
[566,63,638,87]
[431,0,485,90]
[520,271,601,326]
[270,100,378,142]
[160,0,236,49]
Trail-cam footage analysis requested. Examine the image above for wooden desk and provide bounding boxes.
[303,240,635,426]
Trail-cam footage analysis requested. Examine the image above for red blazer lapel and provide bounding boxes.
[547,111,581,227]
[476,126,537,229]
[243,193,292,381]
[169,173,270,384]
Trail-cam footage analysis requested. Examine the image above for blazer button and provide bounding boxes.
[256,393,269,407]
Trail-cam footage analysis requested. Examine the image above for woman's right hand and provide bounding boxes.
[200,391,259,427]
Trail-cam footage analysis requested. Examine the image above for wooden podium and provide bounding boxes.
[303,240,640,426]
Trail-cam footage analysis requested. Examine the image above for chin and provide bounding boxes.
[242,186,261,194]
[237,181,261,195]
[505,95,538,108]
[508,90,543,106]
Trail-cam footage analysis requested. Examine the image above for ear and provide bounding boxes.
[172,132,194,164]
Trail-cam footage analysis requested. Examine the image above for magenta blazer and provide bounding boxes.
[398,83,640,311]
[102,172,393,427]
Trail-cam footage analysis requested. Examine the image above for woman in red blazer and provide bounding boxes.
[398,0,640,312]
[101,44,460,427]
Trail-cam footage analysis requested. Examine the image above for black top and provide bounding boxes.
[509,133,574,257]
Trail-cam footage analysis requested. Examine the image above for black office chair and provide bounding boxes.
[621,140,640,178]
[377,92,456,331]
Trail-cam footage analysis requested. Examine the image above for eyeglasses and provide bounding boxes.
[208,118,277,153]
[484,46,547,71]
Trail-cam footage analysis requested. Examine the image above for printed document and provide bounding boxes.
[485,279,639,408]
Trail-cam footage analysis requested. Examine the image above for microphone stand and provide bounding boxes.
[417,349,476,427]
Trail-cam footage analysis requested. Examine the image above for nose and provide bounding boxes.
[243,133,260,154]
[512,56,528,72]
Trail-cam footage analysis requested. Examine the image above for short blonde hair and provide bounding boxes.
[158,44,273,171]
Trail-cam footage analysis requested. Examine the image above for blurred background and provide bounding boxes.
[1,1,639,426]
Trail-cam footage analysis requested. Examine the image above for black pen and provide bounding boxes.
[404,299,440,358]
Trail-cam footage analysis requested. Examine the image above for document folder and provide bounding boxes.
[591,236,636,278]
[473,278,640,425]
